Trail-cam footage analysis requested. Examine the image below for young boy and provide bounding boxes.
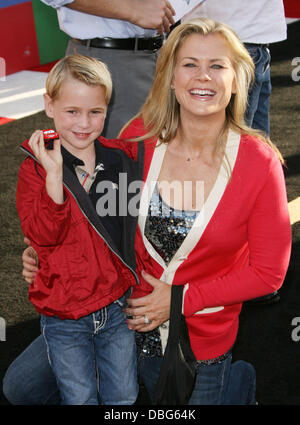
[16,55,139,405]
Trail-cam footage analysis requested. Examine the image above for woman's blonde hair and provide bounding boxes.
[121,18,283,163]
[46,54,113,104]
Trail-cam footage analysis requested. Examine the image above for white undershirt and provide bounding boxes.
[182,0,287,44]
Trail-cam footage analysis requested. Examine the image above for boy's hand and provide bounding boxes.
[22,237,38,284]
[29,130,64,204]
[29,130,63,177]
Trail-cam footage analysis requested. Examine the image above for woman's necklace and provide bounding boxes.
[178,139,207,162]
[185,152,202,162]
[183,137,224,162]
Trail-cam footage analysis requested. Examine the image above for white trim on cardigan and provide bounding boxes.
[138,129,241,352]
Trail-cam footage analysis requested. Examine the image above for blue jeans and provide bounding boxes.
[3,292,138,405]
[245,44,272,136]
[3,335,255,405]
[3,334,60,405]
[138,354,256,405]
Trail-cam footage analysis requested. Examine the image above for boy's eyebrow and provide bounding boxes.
[63,105,106,110]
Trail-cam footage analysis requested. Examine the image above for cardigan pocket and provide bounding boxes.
[194,306,224,315]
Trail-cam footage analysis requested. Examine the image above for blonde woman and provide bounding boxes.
[119,18,291,404]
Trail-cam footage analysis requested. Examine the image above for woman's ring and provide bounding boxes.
[144,314,150,324]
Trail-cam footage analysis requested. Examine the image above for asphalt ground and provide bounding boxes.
[0,21,299,406]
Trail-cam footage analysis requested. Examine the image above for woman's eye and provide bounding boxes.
[183,63,196,68]
[211,64,224,69]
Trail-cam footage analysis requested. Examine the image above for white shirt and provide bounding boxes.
[182,0,287,44]
[41,0,156,39]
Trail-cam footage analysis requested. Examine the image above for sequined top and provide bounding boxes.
[136,184,198,358]
[136,184,232,364]
[144,183,199,265]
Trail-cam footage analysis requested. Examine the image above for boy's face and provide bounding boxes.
[44,76,108,155]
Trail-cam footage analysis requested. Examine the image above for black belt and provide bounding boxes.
[73,35,164,51]
[244,42,269,48]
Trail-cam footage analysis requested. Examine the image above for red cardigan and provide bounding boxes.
[117,118,292,360]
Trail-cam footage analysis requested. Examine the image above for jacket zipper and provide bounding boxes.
[20,146,140,285]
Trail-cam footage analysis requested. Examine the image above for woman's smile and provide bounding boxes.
[172,33,236,121]
[189,88,217,101]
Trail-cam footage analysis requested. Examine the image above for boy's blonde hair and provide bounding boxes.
[121,18,283,163]
[46,54,113,104]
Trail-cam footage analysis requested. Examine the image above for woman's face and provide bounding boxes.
[172,33,236,123]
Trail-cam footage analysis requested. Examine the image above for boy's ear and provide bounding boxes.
[44,93,54,118]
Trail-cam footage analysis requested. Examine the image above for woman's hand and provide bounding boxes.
[125,270,171,332]
[22,237,38,284]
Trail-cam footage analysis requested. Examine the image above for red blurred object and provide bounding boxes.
[0,117,14,126]
[0,2,39,75]
[284,0,300,17]
[28,61,59,73]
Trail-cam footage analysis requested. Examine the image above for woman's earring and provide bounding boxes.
[171,84,175,90]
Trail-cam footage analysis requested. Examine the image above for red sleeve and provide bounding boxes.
[98,136,138,160]
[16,157,71,247]
[119,117,148,139]
[98,118,146,160]
[183,156,292,317]
[99,118,156,163]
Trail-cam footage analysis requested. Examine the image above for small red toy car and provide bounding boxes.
[43,129,59,140]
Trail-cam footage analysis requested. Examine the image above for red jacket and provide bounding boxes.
[113,118,292,360]
[16,137,140,320]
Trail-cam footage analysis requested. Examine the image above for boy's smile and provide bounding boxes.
[72,131,93,139]
[44,76,107,158]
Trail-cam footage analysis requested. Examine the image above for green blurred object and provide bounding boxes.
[32,0,69,65]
